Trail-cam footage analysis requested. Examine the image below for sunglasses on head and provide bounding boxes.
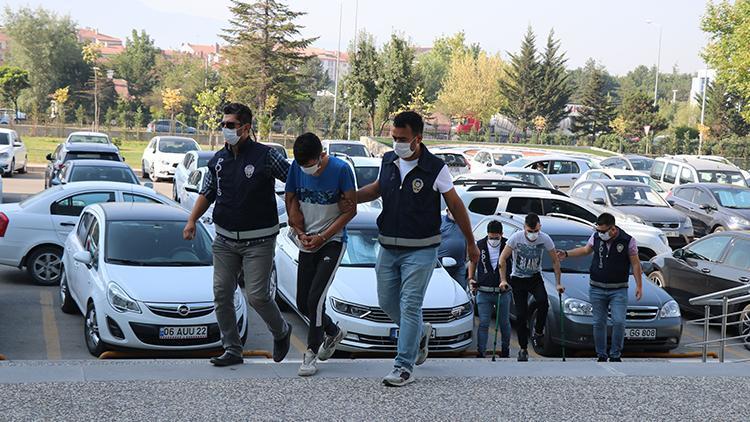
[219,121,244,129]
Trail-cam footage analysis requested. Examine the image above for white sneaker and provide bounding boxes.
[415,322,432,366]
[382,367,414,387]
[318,326,346,361]
[297,349,318,377]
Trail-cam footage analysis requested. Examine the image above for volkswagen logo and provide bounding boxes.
[177,304,190,317]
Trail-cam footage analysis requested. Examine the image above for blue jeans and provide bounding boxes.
[375,246,438,371]
[589,286,628,359]
[476,290,511,354]
[445,262,467,290]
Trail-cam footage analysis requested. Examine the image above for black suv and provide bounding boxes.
[45,142,124,188]
[666,183,750,237]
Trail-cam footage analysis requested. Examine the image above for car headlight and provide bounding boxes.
[161,159,171,165]
[659,300,681,318]
[331,297,371,318]
[107,283,141,313]
[450,302,473,320]
[233,289,244,310]
[563,298,593,316]
[622,214,645,225]
[682,217,692,229]
[0,152,9,159]
[728,215,750,227]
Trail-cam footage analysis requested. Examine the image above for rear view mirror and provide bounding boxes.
[593,197,606,205]
[441,257,458,268]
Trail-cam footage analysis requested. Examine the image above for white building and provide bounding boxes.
[689,69,716,106]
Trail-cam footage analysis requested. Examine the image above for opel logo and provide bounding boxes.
[177,304,190,317]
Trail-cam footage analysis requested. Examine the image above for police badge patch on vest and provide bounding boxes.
[412,178,424,193]
[617,243,625,253]
[244,164,255,179]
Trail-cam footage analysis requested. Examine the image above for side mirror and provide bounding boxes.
[667,199,676,206]
[185,184,198,193]
[73,251,93,267]
[672,248,685,260]
[46,153,53,161]
[593,197,606,205]
[121,156,126,162]
[13,142,22,147]
[441,257,458,268]
[51,179,61,186]
[144,182,154,189]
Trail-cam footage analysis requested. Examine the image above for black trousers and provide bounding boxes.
[297,241,344,351]
[510,273,548,349]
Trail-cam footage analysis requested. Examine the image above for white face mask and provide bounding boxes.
[526,231,539,242]
[222,128,241,146]
[598,231,612,241]
[393,140,415,159]
[488,238,501,248]
[300,160,320,176]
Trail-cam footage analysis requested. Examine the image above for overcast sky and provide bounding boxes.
[4,0,711,75]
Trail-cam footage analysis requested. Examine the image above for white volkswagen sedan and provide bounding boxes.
[172,150,215,202]
[0,182,174,285]
[60,202,247,356]
[273,211,474,353]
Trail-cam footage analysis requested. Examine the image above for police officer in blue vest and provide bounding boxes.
[558,212,643,362]
[356,111,479,386]
[183,103,292,367]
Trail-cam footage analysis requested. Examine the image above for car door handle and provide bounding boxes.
[701,268,711,274]
[60,222,75,227]
[740,276,749,283]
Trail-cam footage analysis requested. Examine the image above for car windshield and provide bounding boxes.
[106,220,212,266]
[0,133,10,145]
[68,134,109,144]
[542,235,591,273]
[504,157,531,168]
[697,170,747,187]
[629,158,654,171]
[504,172,553,189]
[714,188,750,209]
[354,166,379,189]
[159,139,198,153]
[613,175,664,192]
[329,143,369,157]
[436,153,468,166]
[607,185,668,207]
[69,166,138,184]
[65,152,121,162]
[340,229,438,268]
[493,153,521,165]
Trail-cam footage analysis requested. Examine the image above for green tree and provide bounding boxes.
[193,87,226,148]
[536,30,573,130]
[277,56,330,120]
[152,53,214,125]
[111,30,160,99]
[569,58,619,103]
[344,31,381,135]
[75,104,86,126]
[134,106,146,138]
[0,66,30,120]
[573,65,616,141]
[104,107,116,130]
[376,34,416,135]
[3,6,89,112]
[499,27,540,137]
[221,0,316,113]
[698,81,750,138]
[617,91,666,137]
[437,51,505,123]
[415,31,477,102]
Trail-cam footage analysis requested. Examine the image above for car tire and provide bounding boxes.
[739,304,750,351]
[648,270,666,289]
[5,159,14,178]
[59,269,78,314]
[173,183,179,202]
[18,158,27,174]
[141,160,149,179]
[26,246,63,286]
[530,308,562,357]
[149,164,159,183]
[84,303,108,357]
[638,249,655,262]
[713,225,726,233]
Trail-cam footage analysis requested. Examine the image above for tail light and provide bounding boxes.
[0,212,8,237]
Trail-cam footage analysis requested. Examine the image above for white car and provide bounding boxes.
[0,128,28,177]
[65,131,112,145]
[141,136,200,182]
[173,151,215,202]
[272,211,474,353]
[482,167,555,189]
[322,140,372,158]
[469,148,523,173]
[0,182,174,285]
[433,149,472,178]
[573,169,667,198]
[505,155,600,191]
[60,202,247,357]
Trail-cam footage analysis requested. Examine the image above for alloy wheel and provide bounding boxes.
[740,304,750,351]
[86,306,100,348]
[60,271,68,303]
[33,252,61,283]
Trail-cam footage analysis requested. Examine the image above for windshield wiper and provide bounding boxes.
[339,263,375,268]
[149,261,212,266]
[107,258,146,266]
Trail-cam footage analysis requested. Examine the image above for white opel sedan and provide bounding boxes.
[60,203,247,356]
[273,211,474,353]
[0,182,174,285]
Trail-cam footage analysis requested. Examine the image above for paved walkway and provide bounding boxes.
[1,359,749,420]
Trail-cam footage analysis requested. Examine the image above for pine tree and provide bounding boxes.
[537,30,572,131]
[700,81,750,139]
[376,34,416,135]
[221,0,316,112]
[499,27,541,137]
[344,31,381,136]
[573,65,616,141]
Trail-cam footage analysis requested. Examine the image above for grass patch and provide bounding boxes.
[23,136,150,166]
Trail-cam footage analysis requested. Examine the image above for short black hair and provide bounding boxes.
[222,102,253,125]
[293,132,322,164]
[487,220,503,234]
[525,213,540,228]
[393,111,424,135]
[596,212,616,226]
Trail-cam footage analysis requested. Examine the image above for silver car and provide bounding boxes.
[505,155,599,191]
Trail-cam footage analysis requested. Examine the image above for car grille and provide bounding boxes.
[353,331,472,351]
[145,302,214,319]
[362,307,465,324]
[650,222,679,229]
[608,307,659,321]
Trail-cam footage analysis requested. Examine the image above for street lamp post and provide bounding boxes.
[92,66,100,132]
[646,20,662,107]
[699,72,709,155]
[346,0,359,141]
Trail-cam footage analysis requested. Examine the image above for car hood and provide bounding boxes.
[328,266,469,308]
[104,264,215,303]
[159,153,189,163]
[724,207,750,220]
[0,145,13,153]
[615,205,684,223]
[542,272,673,306]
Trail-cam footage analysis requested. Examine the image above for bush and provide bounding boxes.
[674,126,699,141]
[111,137,123,147]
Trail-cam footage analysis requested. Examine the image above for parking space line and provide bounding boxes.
[40,291,62,360]
[290,332,306,355]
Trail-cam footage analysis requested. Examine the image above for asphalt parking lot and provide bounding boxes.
[1,171,749,362]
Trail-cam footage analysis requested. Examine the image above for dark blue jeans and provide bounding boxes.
[590,286,628,359]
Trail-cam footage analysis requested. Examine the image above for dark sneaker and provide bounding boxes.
[517,349,529,362]
[597,356,608,362]
[477,351,485,358]
[210,352,243,367]
[415,322,432,366]
[382,367,414,387]
[532,332,544,349]
[273,323,292,363]
[609,357,622,362]
[317,326,346,361]
[499,348,510,358]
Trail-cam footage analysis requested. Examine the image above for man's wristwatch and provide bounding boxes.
[563,250,569,257]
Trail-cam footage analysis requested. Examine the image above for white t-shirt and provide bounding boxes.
[506,230,556,278]
[488,242,501,270]
[396,159,454,193]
